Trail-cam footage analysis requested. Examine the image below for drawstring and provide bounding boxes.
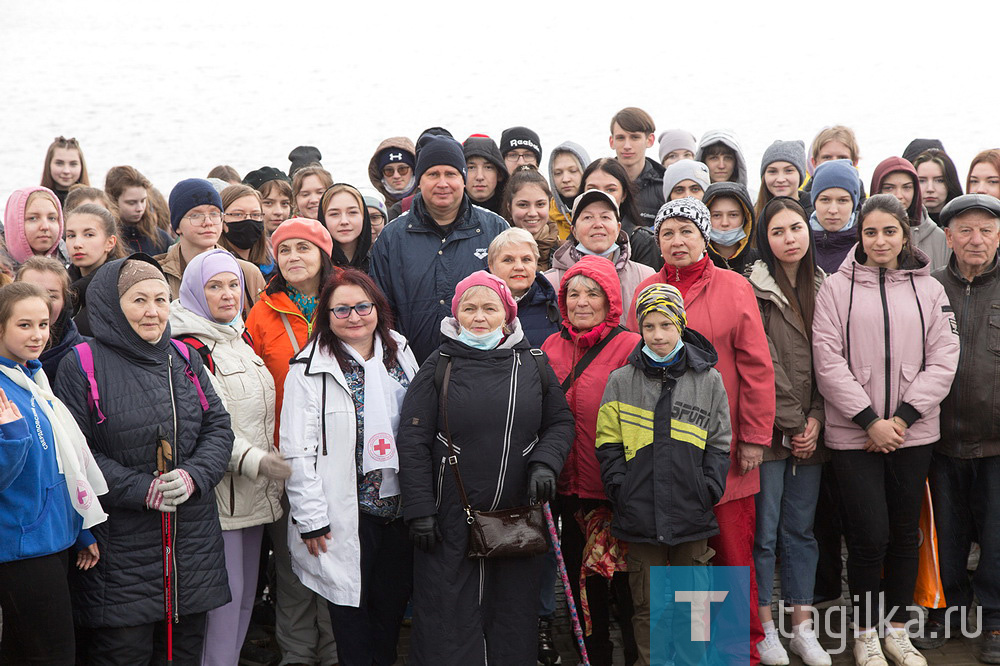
[845,264,856,372]
[909,274,927,371]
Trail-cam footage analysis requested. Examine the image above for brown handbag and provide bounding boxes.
[439,357,549,559]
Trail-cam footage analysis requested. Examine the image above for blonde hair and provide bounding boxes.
[810,125,860,164]
[487,227,539,267]
[291,166,333,216]
[41,136,90,191]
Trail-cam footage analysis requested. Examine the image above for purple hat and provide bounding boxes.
[179,249,244,322]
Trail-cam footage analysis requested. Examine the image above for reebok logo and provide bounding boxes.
[508,138,540,152]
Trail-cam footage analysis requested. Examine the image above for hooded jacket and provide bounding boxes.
[747,260,827,465]
[633,157,667,227]
[696,130,748,187]
[367,137,417,206]
[155,243,266,319]
[541,257,642,499]
[369,192,510,363]
[53,256,233,628]
[596,332,731,546]
[813,225,858,274]
[516,272,561,347]
[4,186,70,267]
[703,182,760,275]
[169,303,282,531]
[544,232,656,327]
[628,258,776,503]
[870,157,949,271]
[40,308,86,384]
[463,136,509,215]
[548,142,591,241]
[812,245,959,450]
[317,184,373,271]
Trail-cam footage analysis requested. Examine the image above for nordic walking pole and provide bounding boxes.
[543,502,590,666]
[156,427,175,664]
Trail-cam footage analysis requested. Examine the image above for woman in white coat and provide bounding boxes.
[168,248,292,666]
[281,267,419,666]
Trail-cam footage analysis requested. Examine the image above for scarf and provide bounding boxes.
[287,286,317,322]
[809,210,857,233]
[0,363,108,528]
[341,333,407,498]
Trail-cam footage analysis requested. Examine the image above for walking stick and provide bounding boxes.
[543,502,590,666]
[156,428,176,664]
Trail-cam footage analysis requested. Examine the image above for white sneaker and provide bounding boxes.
[854,631,888,666]
[757,630,789,665]
[790,623,832,666]
[883,629,927,666]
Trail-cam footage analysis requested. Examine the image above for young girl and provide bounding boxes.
[912,149,963,225]
[4,186,69,268]
[967,149,1000,199]
[0,281,106,664]
[63,204,127,325]
[502,169,560,270]
[244,166,293,235]
[40,136,90,206]
[754,140,809,219]
[63,186,113,214]
[582,158,662,270]
[15,257,83,382]
[219,185,275,280]
[104,165,172,255]
[292,165,333,220]
[547,142,590,241]
[318,183,372,271]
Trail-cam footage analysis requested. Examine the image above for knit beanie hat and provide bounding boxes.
[415,127,454,156]
[635,283,687,330]
[463,135,510,177]
[653,197,711,246]
[810,159,861,210]
[288,146,322,176]
[760,140,807,184]
[169,178,224,232]
[117,259,168,298]
[270,217,334,258]
[571,190,621,224]
[358,187,388,218]
[657,129,697,163]
[902,138,946,165]
[243,166,290,191]
[415,136,468,184]
[499,126,542,163]
[179,248,245,322]
[376,146,416,171]
[451,270,518,325]
[662,160,711,200]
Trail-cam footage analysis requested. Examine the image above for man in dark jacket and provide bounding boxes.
[370,136,509,363]
[610,107,665,227]
[463,134,509,215]
[920,195,1000,662]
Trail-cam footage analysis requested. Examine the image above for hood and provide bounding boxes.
[317,183,373,269]
[695,129,748,187]
[703,181,755,260]
[548,142,592,216]
[463,136,509,214]
[523,270,558,306]
[4,186,64,264]
[438,315,526,351]
[837,242,931,283]
[903,138,945,164]
[168,300,241,345]
[627,325,718,375]
[367,137,416,203]
[88,254,175,364]
[556,254,624,330]
[871,157,923,225]
[550,230,635,274]
[748,259,825,309]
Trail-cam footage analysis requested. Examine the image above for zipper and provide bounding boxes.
[166,354,180,622]
[955,282,972,438]
[879,268,891,418]
[435,456,446,509]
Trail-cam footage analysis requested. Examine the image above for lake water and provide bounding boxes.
[2,1,998,201]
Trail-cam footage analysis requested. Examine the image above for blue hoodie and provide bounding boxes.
[0,357,92,563]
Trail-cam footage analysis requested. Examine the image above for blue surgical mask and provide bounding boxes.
[458,325,504,351]
[576,242,616,258]
[642,338,685,365]
[710,227,747,246]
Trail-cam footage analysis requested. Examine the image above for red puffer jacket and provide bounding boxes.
[542,256,642,499]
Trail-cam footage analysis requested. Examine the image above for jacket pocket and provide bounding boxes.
[989,315,1000,354]
[19,479,74,560]
[853,364,872,387]
[899,362,920,394]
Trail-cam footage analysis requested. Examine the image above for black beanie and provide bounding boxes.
[415,136,468,183]
[415,127,454,156]
[499,126,542,162]
[288,146,322,176]
[243,166,290,191]
[462,136,509,178]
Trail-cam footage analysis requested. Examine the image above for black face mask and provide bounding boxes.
[223,220,264,250]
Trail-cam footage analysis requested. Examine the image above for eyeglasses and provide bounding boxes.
[506,150,536,164]
[330,302,374,319]
[224,212,265,222]
[184,211,223,225]
[370,213,385,224]
[382,165,411,178]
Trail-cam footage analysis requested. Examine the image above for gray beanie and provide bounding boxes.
[653,197,711,247]
[662,159,710,200]
[760,140,807,184]
[657,129,697,164]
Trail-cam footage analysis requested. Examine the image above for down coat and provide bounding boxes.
[812,245,960,449]
[54,256,233,628]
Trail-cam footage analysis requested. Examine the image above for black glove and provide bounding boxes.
[408,516,441,553]
[527,463,556,504]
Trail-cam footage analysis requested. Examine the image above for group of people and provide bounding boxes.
[0,111,999,666]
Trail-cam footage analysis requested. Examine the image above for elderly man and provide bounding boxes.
[370,135,509,362]
[918,194,1000,663]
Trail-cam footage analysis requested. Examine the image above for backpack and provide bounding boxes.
[433,348,550,395]
[73,340,209,424]
[174,330,255,376]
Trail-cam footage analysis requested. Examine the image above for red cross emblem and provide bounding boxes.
[367,433,394,462]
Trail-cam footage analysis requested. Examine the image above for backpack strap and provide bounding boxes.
[72,342,106,424]
[169,339,210,412]
[279,313,301,354]
[241,329,255,349]
[525,348,550,395]
[433,352,451,394]
[175,336,215,375]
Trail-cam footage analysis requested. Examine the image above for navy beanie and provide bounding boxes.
[499,126,542,162]
[415,136,468,183]
[810,159,861,210]
[377,147,416,171]
[169,178,224,231]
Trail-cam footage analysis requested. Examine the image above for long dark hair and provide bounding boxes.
[856,194,914,267]
[912,148,963,209]
[581,158,642,226]
[755,196,819,332]
[310,269,398,372]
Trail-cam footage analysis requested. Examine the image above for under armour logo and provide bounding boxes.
[389,152,403,161]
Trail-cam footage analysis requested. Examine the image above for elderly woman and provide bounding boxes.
[545,190,655,326]
[488,227,560,347]
[397,271,574,665]
[628,197,776,664]
[542,255,642,666]
[54,256,233,663]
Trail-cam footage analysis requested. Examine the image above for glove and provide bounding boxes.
[527,463,556,504]
[408,516,441,553]
[145,478,175,513]
[159,469,196,506]
[258,453,292,480]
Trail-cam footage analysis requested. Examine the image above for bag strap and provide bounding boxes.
[439,357,475,523]
[175,336,215,375]
[560,325,626,393]
[524,348,550,396]
[73,342,106,424]
[280,312,301,354]
[169,340,210,412]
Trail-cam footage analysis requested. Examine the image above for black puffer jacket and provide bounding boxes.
[633,157,666,227]
[54,255,233,628]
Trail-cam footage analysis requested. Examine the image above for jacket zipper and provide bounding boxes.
[435,456,446,509]
[879,269,891,418]
[956,282,972,438]
[166,355,180,622]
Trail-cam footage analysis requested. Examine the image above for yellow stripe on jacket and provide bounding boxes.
[596,402,654,462]
[671,418,707,450]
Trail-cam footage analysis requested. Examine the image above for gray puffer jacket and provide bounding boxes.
[54,255,234,628]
